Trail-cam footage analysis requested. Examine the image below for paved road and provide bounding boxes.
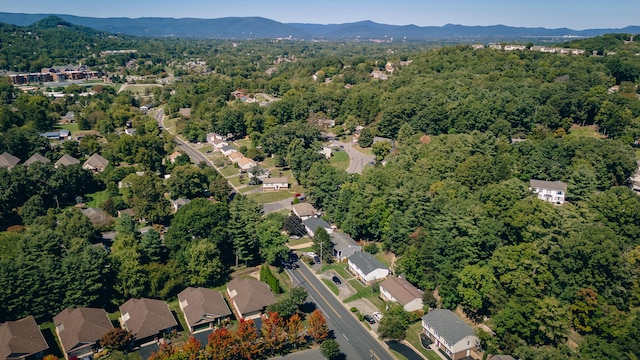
[287,259,393,360]
[270,348,323,360]
[263,197,293,214]
[335,141,375,174]
[155,108,240,193]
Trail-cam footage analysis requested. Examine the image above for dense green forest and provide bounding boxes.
[1,19,640,359]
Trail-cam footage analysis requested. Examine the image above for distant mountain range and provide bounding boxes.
[0,12,639,41]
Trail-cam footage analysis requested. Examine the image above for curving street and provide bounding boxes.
[335,141,376,174]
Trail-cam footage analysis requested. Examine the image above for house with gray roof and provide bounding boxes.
[55,154,80,167]
[83,154,109,172]
[421,309,480,360]
[292,202,315,220]
[119,298,178,346]
[347,251,389,285]
[529,179,567,204]
[0,316,49,360]
[330,232,361,262]
[303,217,333,237]
[178,287,232,334]
[24,153,50,167]
[54,307,113,360]
[0,152,21,169]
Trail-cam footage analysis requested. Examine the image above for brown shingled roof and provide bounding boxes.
[53,307,113,356]
[380,276,423,306]
[0,316,48,360]
[178,287,232,330]
[226,278,276,317]
[119,298,177,341]
[24,153,51,166]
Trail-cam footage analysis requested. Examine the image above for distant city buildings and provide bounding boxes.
[8,65,99,85]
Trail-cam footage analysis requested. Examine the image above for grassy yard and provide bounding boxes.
[56,122,79,133]
[240,185,262,194]
[167,298,191,337]
[354,144,374,156]
[248,190,294,203]
[119,83,162,95]
[566,125,606,139]
[86,189,110,208]
[329,151,350,171]
[320,262,352,281]
[405,322,442,360]
[228,176,243,187]
[261,157,277,168]
[233,138,253,149]
[220,166,239,177]
[322,279,340,295]
[105,352,143,360]
[198,145,213,153]
[344,279,384,308]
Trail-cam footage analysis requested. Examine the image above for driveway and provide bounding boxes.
[263,197,293,214]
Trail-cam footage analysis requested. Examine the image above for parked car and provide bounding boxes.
[364,314,376,324]
[307,252,317,258]
[332,276,342,285]
[373,311,383,321]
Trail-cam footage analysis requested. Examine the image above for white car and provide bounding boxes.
[307,252,317,258]
[373,312,383,321]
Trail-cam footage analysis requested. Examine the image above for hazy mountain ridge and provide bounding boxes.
[0,12,639,40]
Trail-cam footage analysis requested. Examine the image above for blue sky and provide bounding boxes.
[3,0,638,30]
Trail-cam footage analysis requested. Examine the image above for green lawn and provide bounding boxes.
[86,189,110,208]
[105,351,143,360]
[288,236,312,247]
[329,151,350,171]
[228,176,243,187]
[320,263,352,281]
[261,157,276,168]
[167,298,191,335]
[120,83,162,95]
[405,322,442,360]
[233,138,253,149]
[220,166,239,177]
[322,279,340,295]
[566,125,606,139]
[198,145,213,153]
[56,122,79,132]
[354,144,374,156]
[248,190,294,203]
[240,185,262,193]
[344,279,384,308]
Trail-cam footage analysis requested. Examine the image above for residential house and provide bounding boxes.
[140,105,149,114]
[303,217,333,237]
[421,309,480,360]
[55,154,80,167]
[41,131,61,140]
[59,129,70,139]
[24,153,50,167]
[228,151,243,163]
[380,276,424,312]
[119,298,178,346]
[529,179,567,204]
[262,177,289,191]
[83,154,109,172]
[178,108,191,118]
[54,307,114,360]
[171,198,191,212]
[0,316,49,360]
[630,162,640,194]
[124,128,137,136]
[206,133,229,150]
[168,151,183,164]
[220,145,237,157]
[292,202,315,220]
[237,157,257,171]
[178,287,232,334]
[330,232,361,262]
[347,252,389,285]
[82,208,114,227]
[118,208,136,218]
[226,277,277,320]
[320,147,332,159]
[0,152,21,169]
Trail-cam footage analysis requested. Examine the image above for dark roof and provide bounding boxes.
[380,276,423,306]
[0,152,21,168]
[330,232,360,252]
[529,179,567,192]
[303,217,331,234]
[220,145,234,153]
[53,307,113,355]
[178,287,232,329]
[421,309,475,346]
[24,153,51,166]
[0,316,49,360]
[55,154,80,167]
[227,278,277,316]
[119,298,177,340]
[491,356,516,360]
[348,251,387,275]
